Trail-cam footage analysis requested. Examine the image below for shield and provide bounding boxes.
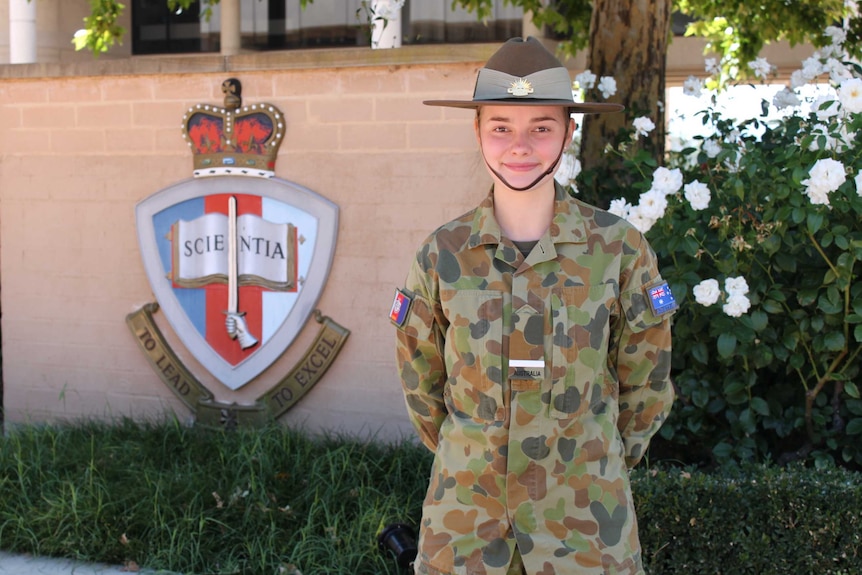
[136,175,338,390]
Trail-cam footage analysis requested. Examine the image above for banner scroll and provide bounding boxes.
[127,304,349,428]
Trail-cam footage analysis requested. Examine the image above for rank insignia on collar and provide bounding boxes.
[646,281,678,316]
[390,289,412,327]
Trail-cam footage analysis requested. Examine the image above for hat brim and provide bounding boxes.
[423,98,624,114]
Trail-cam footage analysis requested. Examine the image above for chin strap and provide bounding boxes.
[479,135,569,192]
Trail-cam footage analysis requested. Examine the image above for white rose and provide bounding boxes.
[813,95,840,121]
[855,172,862,197]
[632,116,656,138]
[773,87,801,111]
[724,276,750,296]
[597,76,617,99]
[806,123,839,152]
[637,189,669,221]
[683,75,703,98]
[802,56,825,81]
[703,139,722,159]
[704,58,720,76]
[790,70,808,90]
[801,158,846,206]
[748,57,772,80]
[651,167,683,194]
[625,205,656,234]
[554,153,582,189]
[575,70,596,90]
[684,180,711,211]
[607,198,631,219]
[723,294,751,318]
[826,58,852,84]
[693,278,721,306]
[838,78,862,114]
[825,25,847,47]
[804,183,833,206]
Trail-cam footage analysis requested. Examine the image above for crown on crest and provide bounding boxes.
[181,78,285,178]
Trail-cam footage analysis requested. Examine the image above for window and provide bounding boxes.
[132,0,218,54]
[130,0,524,55]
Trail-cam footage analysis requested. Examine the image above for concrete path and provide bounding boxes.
[0,552,173,575]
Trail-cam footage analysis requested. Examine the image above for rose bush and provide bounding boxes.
[561,27,862,469]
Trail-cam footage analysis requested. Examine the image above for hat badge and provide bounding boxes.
[507,78,534,97]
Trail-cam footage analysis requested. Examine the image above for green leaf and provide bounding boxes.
[791,206,806,224]
[739,408,757,434]
[767,289,787,302]
[686,418,702,433]
[713,442,734,459]
[717,332,737,358]
[807,211,824,234]
[846,381,860,399]
[761,234,781,255]
[692,387,710,408]
[789,353,805,370]
[811,315,825,331]
[750,397,770,416]
[750,310,768,331]
[818,291,842,314]
[835,234,850,249]
[761,299,783,314]
[775,252,797,272]
[691,342,709,365]
[782,331,800,351]
[847,418,862,435]
[823,331,846,351]
[798,288,818,306]
[724,380,748,404]
[855,324,862,343]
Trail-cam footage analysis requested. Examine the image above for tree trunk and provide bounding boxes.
[579,0,671,207]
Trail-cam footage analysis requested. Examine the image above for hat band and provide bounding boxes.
[472,67,574,103]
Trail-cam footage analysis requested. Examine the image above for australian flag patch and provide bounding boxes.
[646,281,678,316]
[389,289,412,327]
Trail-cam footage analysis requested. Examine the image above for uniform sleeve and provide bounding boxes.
[612,233,675,469]
[393,255,448,452]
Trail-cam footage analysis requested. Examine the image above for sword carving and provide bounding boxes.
[225,195,258,349]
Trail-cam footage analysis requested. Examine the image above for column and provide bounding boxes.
[370,0,402,49]
[220,0,241,55]
[9,0,37,63]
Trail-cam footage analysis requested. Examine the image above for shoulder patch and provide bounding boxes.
[389,288,413,327]
[646,281,678,316]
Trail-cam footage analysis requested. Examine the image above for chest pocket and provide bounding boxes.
[440,290,505,422]
[549,283,618,419]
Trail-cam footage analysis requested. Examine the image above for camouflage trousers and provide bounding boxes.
[414,547,527,575]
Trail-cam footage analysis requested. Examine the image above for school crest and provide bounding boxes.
[129,79,347,425]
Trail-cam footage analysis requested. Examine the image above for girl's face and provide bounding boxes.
[475,105,573,192]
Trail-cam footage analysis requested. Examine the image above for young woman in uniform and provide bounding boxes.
[392,37,676,575]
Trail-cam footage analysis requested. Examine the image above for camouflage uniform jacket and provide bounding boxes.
[393,184,675,575]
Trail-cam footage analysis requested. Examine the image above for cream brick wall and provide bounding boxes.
[0,48,490,442]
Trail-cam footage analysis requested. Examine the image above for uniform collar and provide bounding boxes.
[466,182,590,250]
